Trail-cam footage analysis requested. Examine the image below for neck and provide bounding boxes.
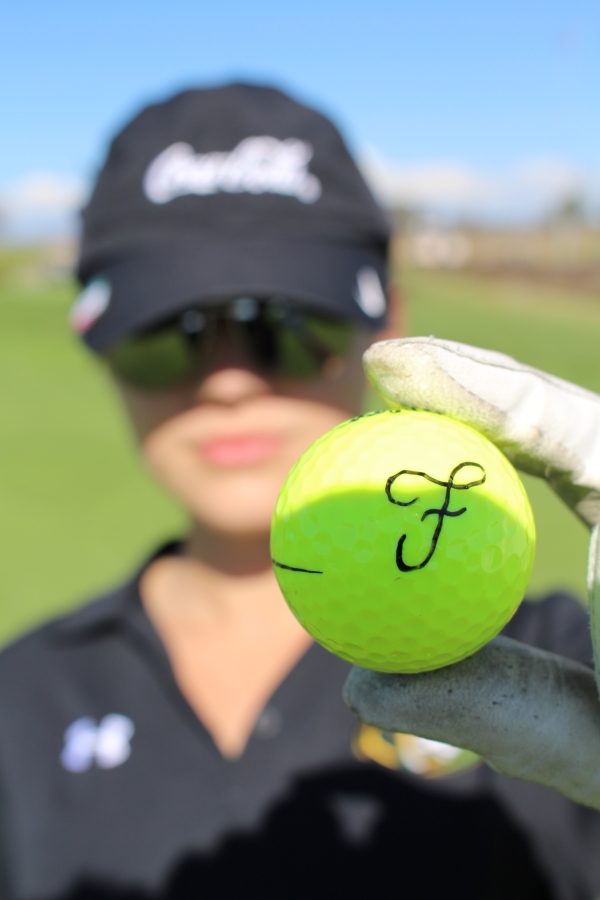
[142,523,286,625]
[183,525,274,577]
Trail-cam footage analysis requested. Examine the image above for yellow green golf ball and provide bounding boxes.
[270,409,535,673]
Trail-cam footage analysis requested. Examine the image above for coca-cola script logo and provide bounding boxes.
[143,136,322,205]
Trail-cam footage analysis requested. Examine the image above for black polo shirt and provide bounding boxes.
[0,541,599,900]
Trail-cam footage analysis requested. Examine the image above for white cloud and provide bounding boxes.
[1,157,599,242]
[0,173,87,240]
[360,149,600,222]
[361,152,486,206]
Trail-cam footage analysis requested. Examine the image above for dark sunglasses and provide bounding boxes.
[102,297,356,390]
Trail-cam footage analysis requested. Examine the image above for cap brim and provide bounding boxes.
[75,237,388,351]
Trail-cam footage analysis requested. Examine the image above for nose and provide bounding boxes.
[192,331,272,406]
[194,363,272,406]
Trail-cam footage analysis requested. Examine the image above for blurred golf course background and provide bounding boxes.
[1,245,599,647]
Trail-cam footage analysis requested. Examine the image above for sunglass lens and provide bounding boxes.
[104,325,196,389]
[261,306,355,378]
[103,303,355,389]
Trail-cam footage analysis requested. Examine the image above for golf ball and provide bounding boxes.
[270,409,535,673]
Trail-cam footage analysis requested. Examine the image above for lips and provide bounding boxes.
[198,434,281,467]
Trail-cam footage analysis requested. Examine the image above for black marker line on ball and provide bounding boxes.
[386,461,486,572]
[272,560,324,575]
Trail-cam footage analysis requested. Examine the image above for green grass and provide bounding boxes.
[1,279,188,644]
[0,265,598,646]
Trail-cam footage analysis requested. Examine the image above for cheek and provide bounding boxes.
[279,346,371,417]
[139,421,189,490]
[116,383,195,445]
[288,389,364,428]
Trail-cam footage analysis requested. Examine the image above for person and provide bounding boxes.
[0,81,599,900]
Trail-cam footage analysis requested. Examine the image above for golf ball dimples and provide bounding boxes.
[270,409,535,673]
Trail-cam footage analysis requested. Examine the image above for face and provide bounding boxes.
[112,322,386,538]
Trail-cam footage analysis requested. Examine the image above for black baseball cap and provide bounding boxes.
[72,81,392,352]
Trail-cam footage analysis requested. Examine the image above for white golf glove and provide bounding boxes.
[343,336,600,809]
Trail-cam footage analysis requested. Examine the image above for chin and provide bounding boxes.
[192,507,274,538]
[185,484,280,538]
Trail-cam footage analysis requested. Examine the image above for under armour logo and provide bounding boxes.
[61,715,135,773]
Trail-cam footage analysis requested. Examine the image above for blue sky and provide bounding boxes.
[1,0,599,235]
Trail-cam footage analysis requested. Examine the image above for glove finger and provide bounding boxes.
[364,337,600,525]
[344,636,600,810]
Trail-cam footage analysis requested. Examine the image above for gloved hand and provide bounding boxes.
[343,336,600,809]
